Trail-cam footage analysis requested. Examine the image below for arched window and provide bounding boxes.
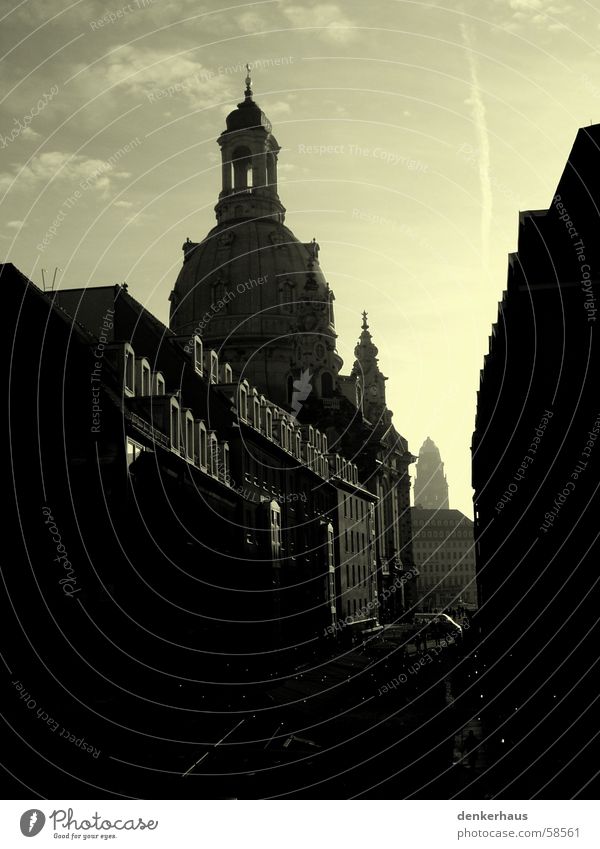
[169,398,181,453]
[238,381,249,422]
[232,145,253,191]
[209,433,219,477]
[184,410,195,461]
[208,350,219,384]
[193,336,203,375]
[152,371,165,395]
[221,442,230,484]
[265,407,273,440]
[321,371,334,398]
[197,421,208,470]
[270,500,282,561]
[124,343,135,396]
[253,390,261,430]
[135,357,151,396]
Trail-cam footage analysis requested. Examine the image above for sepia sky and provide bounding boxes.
[2,0,600,516]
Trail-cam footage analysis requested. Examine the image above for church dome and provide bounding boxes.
[225,98,272,134]
[169,69,341,406]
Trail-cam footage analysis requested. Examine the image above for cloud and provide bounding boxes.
[113,200,133,208]
[6,220,26,229]
[21,126,41,140]
[281,3,358,43]
[502,0,573,30]
[238,11,267,33]
[0,151,132,195]
[87,44,232,108]
[265,100,292,115]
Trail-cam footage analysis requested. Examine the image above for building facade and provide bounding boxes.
[410,508,477,611]
[168,77,417,623]
[472,124,600,793]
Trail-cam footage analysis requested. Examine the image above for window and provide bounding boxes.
[315,431,322,453]
[209,433,219,477]
[265,407,273,439]
[185,411,195,461]
[169,399,181,453]
[136,358,151,396]
[153,372,165,395]
[238,382,249,422]
[126,438,144,468]
[222,442,230,484]
[209,351,219,384]
[279,419,288,450]
[193,336,203,375]
[346,564,350,590]
[197,421,208,470]
[124,344,135,396]
[270,501,282,561]
[253,392,261,430]
[221,363,233,383]
[295,431,302,458]
[352,563,356,586]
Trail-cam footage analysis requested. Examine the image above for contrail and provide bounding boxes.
[461,20,492,270]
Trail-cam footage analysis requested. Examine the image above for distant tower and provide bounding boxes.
[414,437,449,508]
[351,311,389,424]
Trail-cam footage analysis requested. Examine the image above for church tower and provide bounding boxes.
[215,65,286,227]
[351,312,390,425]
[414,437,450,509]
[168,68,342,408]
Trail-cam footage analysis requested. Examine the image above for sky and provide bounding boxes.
[2,0,600,516]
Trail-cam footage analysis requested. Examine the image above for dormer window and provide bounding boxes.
[124,344,135,397]
[152,372,165,396]
[209,433,219,477]
[197,421,208,471]
[315,431,322,453]
[253,391,261,431]
[221,442,230,484]
[223,363,233,383]
[207,350,219,384]
[185,410,195,462]
[238,381,249,422]
[265,407,273,440]
[135,357,151,396]
[169,398,181,454]
[295,431,302,458]
[193,336,203,376]
[322,435,328,455]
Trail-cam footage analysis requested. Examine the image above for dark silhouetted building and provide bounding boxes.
[472,124,600,796]
[414,437,449,509]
